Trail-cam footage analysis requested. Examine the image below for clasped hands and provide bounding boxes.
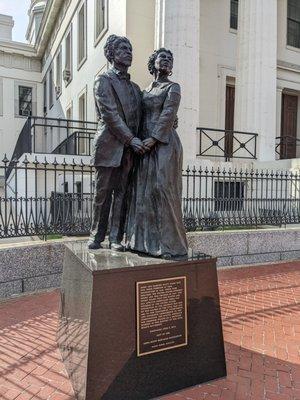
[130,137,157,155]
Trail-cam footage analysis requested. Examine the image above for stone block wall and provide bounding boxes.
[0,241,65,298]
[188,228,300,267]
[0,228,299,298]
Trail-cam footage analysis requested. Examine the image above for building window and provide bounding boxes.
[79,91,86,122]
[95,0,107,44]
[78,2,87,68]
[19,86,32,117]
[49,68,54,108]
[66,104,73,120]
[214,181,244,211]
[0,78,3,116]
[64,26,73,85]
[43,78,47,115]
[230,0,238,30]
[287,0,300,48]
[66,104,73,137]
[78,91,87,154]
[56,48,62,97]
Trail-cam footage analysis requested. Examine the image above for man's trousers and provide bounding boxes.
[89,149,133,244]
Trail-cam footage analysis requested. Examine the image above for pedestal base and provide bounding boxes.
[58,243,226,400]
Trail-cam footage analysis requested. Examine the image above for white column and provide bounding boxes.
[234,0,277,161]
[155,0,200,165]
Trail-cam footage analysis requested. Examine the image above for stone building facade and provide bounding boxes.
[1,0,300,170]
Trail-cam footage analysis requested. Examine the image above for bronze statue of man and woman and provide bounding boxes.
[87,34,188,259]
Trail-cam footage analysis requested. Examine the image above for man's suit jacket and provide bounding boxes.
[91,68,142,167]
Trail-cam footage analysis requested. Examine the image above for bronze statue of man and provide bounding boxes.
[88,35,144,250]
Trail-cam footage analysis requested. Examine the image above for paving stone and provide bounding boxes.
[0,261,300,400]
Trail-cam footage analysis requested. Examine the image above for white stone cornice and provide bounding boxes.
[0,50,41,72]
[35,0,68,57]
[277,60,300,73]
[0,40,36,56]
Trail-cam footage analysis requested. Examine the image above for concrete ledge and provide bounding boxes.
[0,240,71,298]
[0,228,299,298]
[188,227,300,267]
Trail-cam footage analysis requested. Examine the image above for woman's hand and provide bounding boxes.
[143,137,157,151]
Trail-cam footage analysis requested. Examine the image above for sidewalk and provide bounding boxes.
[0,261,299,400]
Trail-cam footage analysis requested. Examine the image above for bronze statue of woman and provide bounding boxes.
[126,48,188,259]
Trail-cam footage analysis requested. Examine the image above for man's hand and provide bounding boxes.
[130,137,146,154]
[173,115,178,129]
[143,137,157,151]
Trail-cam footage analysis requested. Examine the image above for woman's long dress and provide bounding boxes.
[126,80,188,257]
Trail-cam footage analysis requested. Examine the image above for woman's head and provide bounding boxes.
[148,48,173,77]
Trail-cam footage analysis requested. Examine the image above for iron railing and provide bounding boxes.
[0,157,300,239]
[197,127,258,161]
[10,116,97,158]
[275,136,300,160]
[182,166,300,230]
[0,156,94,238]
[52,130,95,156]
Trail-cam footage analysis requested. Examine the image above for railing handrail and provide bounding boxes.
[51,130,95,155]
[30,115,98,126]
[197,127,258,160]
[8,116,98,170]
[276,135,300,142]
[197,127,258,136]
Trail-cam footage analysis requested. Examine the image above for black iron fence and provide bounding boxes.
[0,156,94,238]
[197,127,258,161]
[0,157,299,239]
[182,166,300,230]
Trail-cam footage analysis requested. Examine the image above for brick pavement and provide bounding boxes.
[0,261,299,400]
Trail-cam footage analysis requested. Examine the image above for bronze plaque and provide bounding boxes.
[136,276,187,357]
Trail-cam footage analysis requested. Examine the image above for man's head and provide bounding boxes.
[104,35,133,68]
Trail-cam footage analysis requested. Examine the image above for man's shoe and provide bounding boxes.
[87,240,103,250]
[109,242,124,251]
[161,252,172,260]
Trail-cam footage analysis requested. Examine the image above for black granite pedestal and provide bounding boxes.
[58,242,226,400]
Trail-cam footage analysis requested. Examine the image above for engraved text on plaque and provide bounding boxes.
[136,276,187,356]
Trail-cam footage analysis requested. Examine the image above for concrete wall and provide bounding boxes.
[0,42,43,159]
[188,227,300,267]
[1,228,299,298]
[2,1,300,167]
[43,0,155,126]
[41,0,300,164]
[197,0,300,165]
[0,240,65,298]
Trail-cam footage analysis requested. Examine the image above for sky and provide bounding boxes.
[0,0,31,42]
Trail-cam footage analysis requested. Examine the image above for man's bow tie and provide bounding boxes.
[115,70,131,81]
